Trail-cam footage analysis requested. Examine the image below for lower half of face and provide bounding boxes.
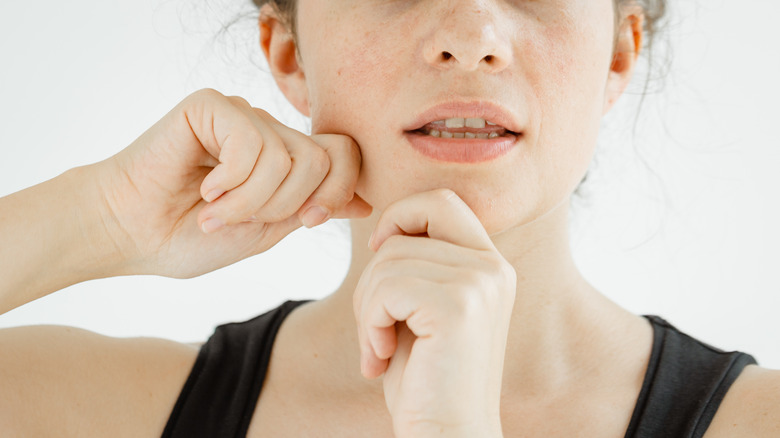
[312,94,604,236]
[347,113,601,236]
[299,1,616,235]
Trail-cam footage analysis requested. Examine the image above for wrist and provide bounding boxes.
[65,161,138,278]
[0,163,132,314]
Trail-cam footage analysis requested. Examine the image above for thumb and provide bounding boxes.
[331,193,373,219]
[368,189,494,252]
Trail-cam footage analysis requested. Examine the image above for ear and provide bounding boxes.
[603,11,644,114]
[259,5,310,117]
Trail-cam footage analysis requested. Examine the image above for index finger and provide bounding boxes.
[368,189,495,252]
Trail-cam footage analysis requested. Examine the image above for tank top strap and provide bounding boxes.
[623,315,757,438]
[162,299,311,438]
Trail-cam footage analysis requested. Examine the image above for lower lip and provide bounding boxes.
[404,131,519,163]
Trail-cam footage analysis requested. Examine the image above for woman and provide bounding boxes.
[0,0,777,437]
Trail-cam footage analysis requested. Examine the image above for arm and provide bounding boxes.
[0,89,370,435]
[0,88,370,316]
[0,164,124,314]
[0,325,198,438]
[705,365,780,438]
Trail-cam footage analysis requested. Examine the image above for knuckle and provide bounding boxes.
[240,130,265,155]
[254,205,288,223]
[479,255,517,304]
[227,95,252,108]
[371,259,400,278]
[252,107,271,119]
[335,135,359,156]
[321,180,354,209]
[269,147,293,175]
[222,198,254,223]
[190,88,224,102]
[182,88,224,114]
[432,188,458,204]
[373,275,401,298]
[502,262,518,289]
[463,270,490,293]
[449,285,484,318]
[490,255,517,290]
[305,146,330,177]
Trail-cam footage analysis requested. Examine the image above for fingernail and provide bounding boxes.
[301,205,329,228]
[201,217,225,233]
[204,189,225,203]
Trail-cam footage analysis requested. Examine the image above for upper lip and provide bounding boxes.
[403,100,523,134]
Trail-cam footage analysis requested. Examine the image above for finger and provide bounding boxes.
[331,193,373,220]
[361,323,389,380]
[198,128,292,227]
[183,91,266,202]
[366,257,460,291]
[297,134,369,227]
[354,290,387,379]
[249,134,330,224]
[364,275,440,346]
[256,114,373,224]
[371,234,485,268]
[369,189,494,252]
[361,259,455,368]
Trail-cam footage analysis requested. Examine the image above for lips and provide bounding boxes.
[403,101,523,136]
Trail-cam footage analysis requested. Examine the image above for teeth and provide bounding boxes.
[465,118,486,128]
[421,130,503,139]
[419,118,509,139]
[443,117,489,128]
[445,118,465,128]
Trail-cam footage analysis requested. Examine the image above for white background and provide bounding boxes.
[0,0,778,368]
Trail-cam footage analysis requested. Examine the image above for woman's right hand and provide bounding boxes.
[92,88,371,279]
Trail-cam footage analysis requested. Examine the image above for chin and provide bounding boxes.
[458,192,554,237]
[357,179,561,238]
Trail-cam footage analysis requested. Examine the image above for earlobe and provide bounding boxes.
[259,5,311,116]
[603,13,644,114]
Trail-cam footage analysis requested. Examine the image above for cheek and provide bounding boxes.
[308,26,406,136]
[527,22,613,182]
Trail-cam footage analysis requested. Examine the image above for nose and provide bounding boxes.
[423,2,512,73]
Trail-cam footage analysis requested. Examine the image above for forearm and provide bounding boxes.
[0,164,126,314]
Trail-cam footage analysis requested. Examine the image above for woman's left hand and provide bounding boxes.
[353,189,517,438]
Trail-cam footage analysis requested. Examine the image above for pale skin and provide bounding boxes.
[0,0,778,437]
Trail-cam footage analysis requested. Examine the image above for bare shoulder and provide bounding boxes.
[704,364,780,438]
[0,325,199,438]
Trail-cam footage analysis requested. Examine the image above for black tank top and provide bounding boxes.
[161,300,757,438]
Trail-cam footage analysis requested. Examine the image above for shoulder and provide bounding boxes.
[704,364,780,438]
[0,325,199,438]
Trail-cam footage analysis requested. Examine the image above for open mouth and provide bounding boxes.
[406,117,519,139]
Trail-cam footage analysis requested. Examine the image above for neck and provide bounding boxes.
[314,198,644,395]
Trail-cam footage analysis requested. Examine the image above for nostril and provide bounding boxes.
[442,52,453,61]
[484,55,494,63]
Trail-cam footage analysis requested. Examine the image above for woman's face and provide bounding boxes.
[291,0,630,234]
